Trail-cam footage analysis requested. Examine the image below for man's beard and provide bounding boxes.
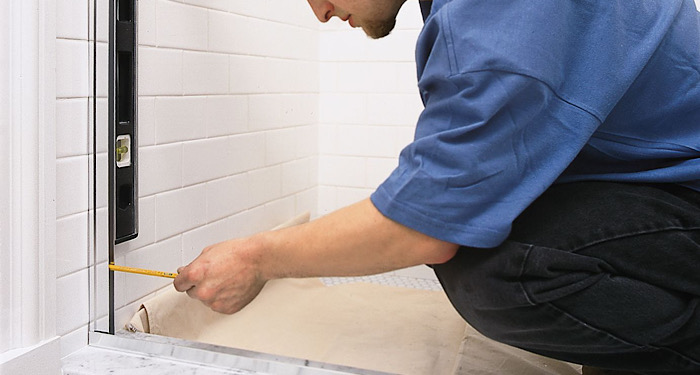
[362,18,397,39]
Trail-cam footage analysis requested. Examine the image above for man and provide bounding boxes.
[174,0,700,373]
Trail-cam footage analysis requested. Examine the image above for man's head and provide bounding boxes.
[307,0,408,39]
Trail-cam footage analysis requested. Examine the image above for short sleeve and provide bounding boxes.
[371,69,600,248]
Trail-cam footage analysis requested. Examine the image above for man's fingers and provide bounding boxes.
[173,266,195,292]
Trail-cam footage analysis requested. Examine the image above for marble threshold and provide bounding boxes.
[62,331,393,375]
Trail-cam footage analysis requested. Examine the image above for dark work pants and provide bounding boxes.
[433,182,700,374]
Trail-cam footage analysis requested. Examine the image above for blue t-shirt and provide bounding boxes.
[371,0,700,248]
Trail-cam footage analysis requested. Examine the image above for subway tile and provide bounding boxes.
[87,152,109,211]
[248,94,301,130]
[138,0,157,46]
[205,174,249,222]
[154,96,207,144]
[89,98,109,154]
[123,237,182,303]
[156,0,208,50]
[265,128,299,166]
[88,207,109,265]
[56,212,89,278]
[282,158,313,195]
[393,125,416,155]
[318,124,337,155]
[364,29,419,62]
[395,61,420,93]
[336,125,402,158]
[319,30,368,62]
[228,133,266,174]
[204,95,248,137]
[184,0,230,12]
[295,124,319,158]
[138,47,182,96]
[394,1,424,30]
[334,125,370,156]
[89,41,109,98]
[56,39,90,99]
[210,11,316,60]
[181,217,232,264]
[316,185,337,216]
[229,55,265,94]
[182,51,229,95]
[56,0,89,40]
[208,11,250,54]
[59,326,88,359]
[263,0,319,29]
[56,99,89,158]
[247,166,282,207]
[93,259,125,318]
[90,0,109,43]
[139,143,182,196]
[318,155,366,187]
[182,137,233,186]
[335,62,399,94]
[262,196,297,229]
[335,187,373,208]
[56,269,89,336]
[56,155,89,218]
[366,93,422,126]
[227,206,268,238]
[294,186,319,218]
[319,93,367,125]
[319,62,339,93]
[138,97,156,146]
[366,157,398,188]
[154,184,207,240]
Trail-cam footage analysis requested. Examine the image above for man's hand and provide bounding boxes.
[173,237,268,314]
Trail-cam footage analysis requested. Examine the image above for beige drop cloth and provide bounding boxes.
[128,279,581,375]
[127,212,581,374]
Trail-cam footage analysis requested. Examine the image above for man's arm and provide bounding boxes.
[173,198,458,314]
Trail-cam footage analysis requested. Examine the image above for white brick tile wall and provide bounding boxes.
[56,270,89,336]
[56,155,89,218]
[155,0,209,50]
[56,39,90,99]
[182,137,233,185]
[228,133,266,174]
[56,99,89,158]
[154,96,207,144]
[123,237,182,303]
[138,97,157,146]
[183,51,229,95]
[205,174,249,222]
[56,212,88,278]
[266,128,300,165]
[247,166,283,208]
[138,0,157,46]
[204,95,248,137]
[318,155,366,187]
[154,184,207,241]
[56,0,89,40]
[181,216,232,264]
[138,47,183,96]
[53,0,436,355]
[139,143,183,196]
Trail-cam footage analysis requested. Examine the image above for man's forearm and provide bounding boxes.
[254,198,459,280]
[174,198,458,314]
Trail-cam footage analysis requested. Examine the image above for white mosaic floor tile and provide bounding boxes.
[320,273,443,291]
